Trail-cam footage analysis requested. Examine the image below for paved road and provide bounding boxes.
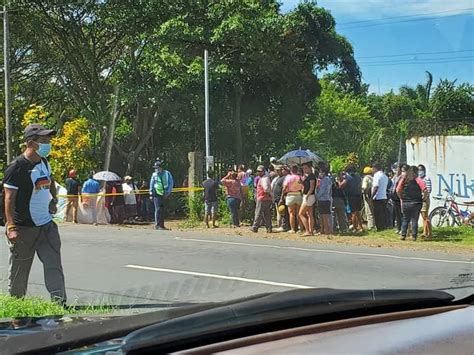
[1,224,473,307]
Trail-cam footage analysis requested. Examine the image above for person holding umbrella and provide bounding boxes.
[149,160,174,230]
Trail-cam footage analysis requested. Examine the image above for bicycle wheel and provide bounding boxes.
[429,207,454,227]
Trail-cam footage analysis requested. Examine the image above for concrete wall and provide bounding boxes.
[406,135,474,209]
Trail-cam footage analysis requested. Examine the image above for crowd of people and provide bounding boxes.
[205,160,434,241]
[62,159,174,229]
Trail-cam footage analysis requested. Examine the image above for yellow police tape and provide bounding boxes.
[57,187,204,198]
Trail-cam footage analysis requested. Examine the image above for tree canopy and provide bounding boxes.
[1,0,472,181]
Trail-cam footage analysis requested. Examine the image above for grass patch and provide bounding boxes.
[0,294,113,318]
[364,226,474,246]
[177,218,201,229]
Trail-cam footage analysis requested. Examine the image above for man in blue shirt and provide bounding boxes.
[82,172,101,225]
[149,160,174,230]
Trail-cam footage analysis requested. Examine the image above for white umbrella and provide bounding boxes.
[93,171,122,182]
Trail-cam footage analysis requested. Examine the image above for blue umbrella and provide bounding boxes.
[279,149,323,165]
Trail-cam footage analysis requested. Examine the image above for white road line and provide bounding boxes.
[125,264,312,289]
[174,237,474,265]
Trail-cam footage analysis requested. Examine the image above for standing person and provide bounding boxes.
[391,165,407,234]
[251,165,273,233]
[371,162,389,231]
[108,181,125,224]
[3,124,66,304]
[316,166,333,235]
[64,169,81,223]
[333,172,349,233]
[139,180,153,221]
[203,170,219,228]
[272,165,289,232]
[82,172,101,225]
[221,169,242,228]
[361,167,375,230]
[418,164,432,239]
[397,165,427,241]
[123,176,138,223]
[149,160,174,230]
[299,162,316,236]
[386,170,395,228]
[343,166,363,232]
[281,165,303,233]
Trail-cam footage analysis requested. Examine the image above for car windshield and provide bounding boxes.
[0,0,473,323]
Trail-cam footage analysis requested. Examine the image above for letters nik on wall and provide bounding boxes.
[406,136,474,200]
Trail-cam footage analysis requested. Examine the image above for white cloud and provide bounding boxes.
[285,0,473,18]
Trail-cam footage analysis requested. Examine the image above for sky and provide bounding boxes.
[280,0,474,93]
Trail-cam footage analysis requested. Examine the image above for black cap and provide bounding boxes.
[24,124,56,140]
[153,160,163,168]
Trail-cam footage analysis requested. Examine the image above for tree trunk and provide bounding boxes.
[234,86,243,163]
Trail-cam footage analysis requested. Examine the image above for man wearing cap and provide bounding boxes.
[149,160,174,230]
[251,165,273,233]
[123,176,138,223]
[64,169,81,223]
[3,124,67,304]
[272,165,290,232]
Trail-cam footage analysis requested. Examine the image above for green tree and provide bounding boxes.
[299,80,374,164]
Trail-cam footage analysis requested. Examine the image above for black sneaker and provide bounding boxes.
[250,228,258,233]
[400,235,406,240]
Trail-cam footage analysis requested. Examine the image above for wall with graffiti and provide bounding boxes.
[406,136,474,211]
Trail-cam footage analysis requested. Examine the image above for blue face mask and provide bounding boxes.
[418,170,425,178]
[36,143,52,158]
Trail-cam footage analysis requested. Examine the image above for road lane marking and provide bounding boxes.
[125,264,312,289]
[174,237,474,265]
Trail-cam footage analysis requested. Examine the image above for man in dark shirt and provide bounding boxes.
[3,123,66,304]
[341,165,363,232]
[203,170,219,228]
[65,169,81,223]
[272,165,290,232]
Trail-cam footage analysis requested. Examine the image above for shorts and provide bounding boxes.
[302,194,316,207]
[205,201,218,215]
[286,192,302,206]
[318,200,331,215]
[421,200,430,213]
[348,195,363,213]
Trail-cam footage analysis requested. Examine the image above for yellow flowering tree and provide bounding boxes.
[50,117,94,182]
[21,104,50,127]
[21,105,95,181]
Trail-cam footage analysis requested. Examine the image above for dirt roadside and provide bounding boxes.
[119,220,474,255]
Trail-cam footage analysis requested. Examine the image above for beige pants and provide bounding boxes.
[7,222,66,303]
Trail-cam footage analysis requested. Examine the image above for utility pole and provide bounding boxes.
[3,5,12,164]
[204,49,211,175]
[103,85,120,171]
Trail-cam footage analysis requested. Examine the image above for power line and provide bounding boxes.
[340,11,473,29]
[359,55,474,65]
[339,7,474,25]
[361,58,474,67]
[356,49,474,59]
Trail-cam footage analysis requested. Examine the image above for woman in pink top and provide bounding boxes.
[221,170,242,227]
[396,165,427,241]
[281,165,303,233]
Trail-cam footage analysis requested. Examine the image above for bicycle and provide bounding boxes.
[429,189,473,227]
